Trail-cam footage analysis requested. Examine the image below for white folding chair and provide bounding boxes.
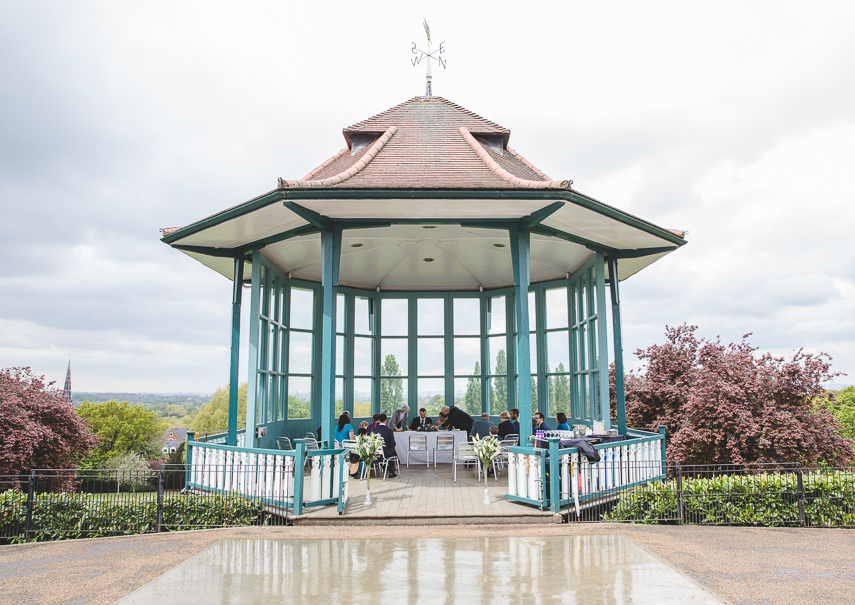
[407,433,430,468]
[276,437,293,451]
[362,446,400,481]
[493,438,516,476]
[433,433,455,467]
[303,437,320,468]
[453,443,480,483]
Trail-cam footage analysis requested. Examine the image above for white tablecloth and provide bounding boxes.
[393,430,467,464]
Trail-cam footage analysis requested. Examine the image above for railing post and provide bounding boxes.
[658,425,667,479]
[676,461,684,525]
[796,462,805,527]
[185,432,195,489]
[546,437,561,513]
[293,440,306,517]
[25,471,35,542]
[156,468,164,533]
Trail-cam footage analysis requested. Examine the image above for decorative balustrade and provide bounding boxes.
[185,436,348,516]
[505,427,667,515]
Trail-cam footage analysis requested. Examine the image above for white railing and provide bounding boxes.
[505,430,666,514]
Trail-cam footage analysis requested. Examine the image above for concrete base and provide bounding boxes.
[292,513,563,526]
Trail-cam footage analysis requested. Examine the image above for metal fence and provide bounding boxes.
[0,466,292,544]
[569,462,855,527]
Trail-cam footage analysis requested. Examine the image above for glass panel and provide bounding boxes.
[268,275,277,322]
[454,337,481,375]
[259,265,268,317]
[489,376,508,414]
[353,378,373,418]
[454,376,481,416]
[380,377,407,416]
[287,376,311,419]
[453,298,480,335]
[418,298,444,335]
[529,332,538,374]
[355,296,371,335]
[336,335,345,375]
[547,330,570,374]
[580,277,588,322]
[530,375,539,412]
[290,288,314,330]
[258,320,269,371]
[381,339,408,376]
[353,336,372,376]
[336,294,345,333]
[591,266,598,316]
[579,324,587,371]
[591,373,600,421]
[545,287,568,329]
[268,323,277,373]
[289,331,313,374]
[488,295,506,335]
[381,298,408,336]
[278,331,288,374]
[417,338,444,376]
[548,373,571,418]
[487,336,507,376]
[417,378,445,416]
[335,377,344,418]
[278,375,287,420]
[267,374,276,424]
[528,291,536,330]
[571,284,579,326]
[590,321,598,370]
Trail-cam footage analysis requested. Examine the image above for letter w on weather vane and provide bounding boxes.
[411,18,446,69]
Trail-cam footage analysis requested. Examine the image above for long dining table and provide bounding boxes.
[393,430,468,465]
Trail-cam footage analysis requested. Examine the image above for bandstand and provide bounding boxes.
[162,94,685,515]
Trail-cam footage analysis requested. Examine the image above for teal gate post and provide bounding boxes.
[292,440,307,516]
[546,437,561,513]
[185,432,195,487]
[659,425,667,477]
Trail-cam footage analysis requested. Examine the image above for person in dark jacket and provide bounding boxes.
[409,408,433,430]
[368,414,398,477]
[497,411,519,440]
[439,405,474,436]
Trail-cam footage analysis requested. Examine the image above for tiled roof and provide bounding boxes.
[278,96,571,190]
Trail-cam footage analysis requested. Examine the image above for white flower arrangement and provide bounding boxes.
[471,435,501,470]
[352,433,384,491]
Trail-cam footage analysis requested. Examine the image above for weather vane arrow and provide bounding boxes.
[411,18,445,96]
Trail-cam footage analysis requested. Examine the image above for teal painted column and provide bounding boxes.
[595,254,611,430]
[319,227,342,447]
[510,224,533,444]
[245,251,262,448]
[227,256,244,446]
[608,257,627,435]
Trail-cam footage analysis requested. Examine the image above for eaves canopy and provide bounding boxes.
[161,96,686,290]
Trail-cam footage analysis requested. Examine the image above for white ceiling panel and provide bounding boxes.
[176,204,309,248]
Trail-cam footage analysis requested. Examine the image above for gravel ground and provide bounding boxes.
[0,524,853,604]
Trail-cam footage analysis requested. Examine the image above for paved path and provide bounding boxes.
[1,525,854,604]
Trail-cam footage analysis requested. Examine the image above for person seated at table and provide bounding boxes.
[510,408,521,432]
[368,413,398,477]
[440,405,475,436]
[409,407,433,430]
[497,411,519,439]
[533,412,551,432]
[357,421,369,436]
[489,425,499,439]
[555,413,571,431]
[367,414,381,431]
[435,414,448,430]
[335,413,355,444]
[471,412,495,440]
[389,405,410,432]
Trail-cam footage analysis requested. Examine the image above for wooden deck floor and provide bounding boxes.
[292,462,559,525]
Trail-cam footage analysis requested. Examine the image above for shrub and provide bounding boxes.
[605,471,855,526]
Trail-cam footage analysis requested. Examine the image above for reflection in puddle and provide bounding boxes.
[116,536,721,604]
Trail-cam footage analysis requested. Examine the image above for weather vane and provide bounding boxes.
[411,19,445,97]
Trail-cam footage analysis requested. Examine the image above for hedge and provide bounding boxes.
[604,471,855,526]
[0,490,268,543]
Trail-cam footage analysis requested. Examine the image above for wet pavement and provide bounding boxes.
[114,535,722,604]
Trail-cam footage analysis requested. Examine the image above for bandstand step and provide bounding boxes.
[291,513,562,526]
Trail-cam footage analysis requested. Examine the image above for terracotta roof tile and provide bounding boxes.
[278,96,571,190]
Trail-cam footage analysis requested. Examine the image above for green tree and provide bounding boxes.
[425,394,445,416]
[380,355,404,415]
[821,386,855,439]
[192,383,247,434]
[104,452,152,493]
[531,376,538,410]
[493,349,508,413]
[462,362,481,415]
[549,364,570,416]
[77,400,165,468]
[288,395,311,420]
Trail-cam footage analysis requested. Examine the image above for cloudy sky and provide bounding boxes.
[2,1,854,392]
